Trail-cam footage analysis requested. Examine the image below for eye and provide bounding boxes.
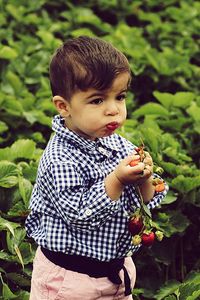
[90,98,103,105]
[116,94,126,101]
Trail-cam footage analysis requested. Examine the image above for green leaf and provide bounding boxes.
[163,147,192,164]
[153,91,175,110]
[0,176,18,188]
[193,122,200,134]
[185,272,200,285]
[0,251,18,263]
[36,30,61,48]
[6,228,26,267]
[0,46,18,59]
[132,287,144,296]
[71,28,96,38]
[0,217,19,236]
[173,92,195,108]
[140,127,159,153]
[158,117,190,131]
[0,139,36,161]
[155,211,190,237]
[164,296,177,300]
[187,290,200,300]
[132,103,169,117]
[6,272,31,288]
[189,291,200,300]
[0,161,19,188]
[145,50,160,71]
[161,191,177,205]
[154,91,195,109]
[7,200,29,218]
[122,119,138,130]
[18,176,33,207]
[19,242,35,265]
[142,203,152,218]
[6,71,23,95]
[12,291,30,300]
[14,244,24,268]
[187,103,200,122]
[171,175,200,193]
[18,162,37,183]
[155,280,180,300]
[5,4,24,21]
[0,121,8,134]
[179,282,200,300]
[160,161,180,176]
[2,96,23,116]
[2,282,17,299]
[143,115,162,133]
[23,110,52,126]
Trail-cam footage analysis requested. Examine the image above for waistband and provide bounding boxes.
[41,247,132,296]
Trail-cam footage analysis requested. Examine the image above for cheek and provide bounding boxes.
[77,113,97,127]
[122,106,127,118]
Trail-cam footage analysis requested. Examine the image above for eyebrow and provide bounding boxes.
[86,88,128,100]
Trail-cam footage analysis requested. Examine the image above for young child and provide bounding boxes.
[25,36,168,300]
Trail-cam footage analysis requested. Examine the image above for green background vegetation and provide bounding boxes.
[0,0,200,299]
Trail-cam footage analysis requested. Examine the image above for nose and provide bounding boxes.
[105,101,119,116]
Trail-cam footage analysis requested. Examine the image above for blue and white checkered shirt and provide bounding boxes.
[25,115,168,261]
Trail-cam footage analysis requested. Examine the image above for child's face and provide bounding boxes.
[55,72,130,140]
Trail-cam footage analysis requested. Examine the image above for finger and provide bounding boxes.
[144,157,153,165]
[145,165,153,174]
[143,153,153,164]
[144,164,153,174]
[143,151,153,160]
[144,151,151,157]
[135,168,152,181]
[130,162,145,174]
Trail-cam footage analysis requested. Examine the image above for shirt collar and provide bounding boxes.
[52,115,120,153]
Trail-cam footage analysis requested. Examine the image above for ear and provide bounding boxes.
[53,95,70,118]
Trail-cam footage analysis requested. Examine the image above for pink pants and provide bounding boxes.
[29,247,136,300]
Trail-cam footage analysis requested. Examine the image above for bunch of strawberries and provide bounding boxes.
[128,143,165,247]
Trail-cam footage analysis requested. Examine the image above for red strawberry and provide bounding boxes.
[141,232,155,247]
[134,147,140,153]
[128,216,144,235]
[155,183,165,192]
[129,158,140,167]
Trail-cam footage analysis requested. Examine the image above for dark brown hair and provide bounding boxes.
[49,36,131,100]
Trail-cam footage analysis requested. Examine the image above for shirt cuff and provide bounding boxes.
[147,181,169,210]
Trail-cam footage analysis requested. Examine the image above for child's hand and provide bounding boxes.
[143,151,153,174]
[114,152,153,186]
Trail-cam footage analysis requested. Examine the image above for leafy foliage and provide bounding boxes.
[0,0,200,299]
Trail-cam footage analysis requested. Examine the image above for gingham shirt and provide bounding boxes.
[25,115,168,261]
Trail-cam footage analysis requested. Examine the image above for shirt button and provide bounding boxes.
[84,209,92,216]
[126,250,133,257]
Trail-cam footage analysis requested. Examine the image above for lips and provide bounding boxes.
[106,122,119,131]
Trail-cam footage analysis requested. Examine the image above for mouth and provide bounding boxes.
[106,122,119,131]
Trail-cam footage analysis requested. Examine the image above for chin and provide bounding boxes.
[102,131,115,138]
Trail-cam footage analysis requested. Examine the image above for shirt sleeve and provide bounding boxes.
[125,174,169,213]
[147,176,169,210]
[43,162,120,231]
